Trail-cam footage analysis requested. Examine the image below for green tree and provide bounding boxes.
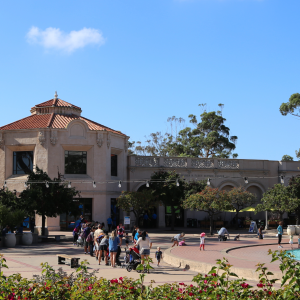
[184,180,207,199]
[227,187,256,229]
[116,190,157,227]
[282,155,294,161]
[182,186,230,235]
[167,109,238,158]
[19,167,81,235]
[280,93,300,118]
[150,170,185,230]
[288,176,300,224]
[256,184,298,220]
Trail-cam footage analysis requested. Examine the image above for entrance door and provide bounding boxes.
[111,198,120,230]
[60,198,93,230]
[165,206,184,227]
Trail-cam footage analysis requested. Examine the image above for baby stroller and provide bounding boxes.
[76,234,84,247]
[124,247,141,272]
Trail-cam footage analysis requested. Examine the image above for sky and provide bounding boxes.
[0,0,299,161]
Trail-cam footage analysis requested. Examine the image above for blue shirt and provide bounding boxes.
[277,225,283,235]
[152,213,157,219]
[134,232,140,241]
[109,237,120,252]
[107,218,112,225]
[144,214,148,220]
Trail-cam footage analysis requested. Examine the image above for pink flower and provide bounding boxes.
[212,273,217,277]
[204,280,208,284]
[189,292,194,296]
[88,286,92,290]
[190,284,193,287]
[179,282,185,285]
[119,277,123,281]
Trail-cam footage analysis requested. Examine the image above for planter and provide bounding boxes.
[4,233,16,248]
[295,226,300,235]
[15,234,22,245]
[22,232,33,245]
[287,225,296,236]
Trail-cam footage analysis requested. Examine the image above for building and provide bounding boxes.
[1,93,300,231]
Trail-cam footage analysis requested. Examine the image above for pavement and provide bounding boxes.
[0,228,295,287]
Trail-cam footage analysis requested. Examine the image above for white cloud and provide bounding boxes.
[26,26,105,53]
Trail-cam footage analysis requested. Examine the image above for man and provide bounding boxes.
[152,213,157,228]
[107,216,112,232]
[218,227,230,241]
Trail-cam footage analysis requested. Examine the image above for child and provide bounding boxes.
[155,247,163,266]
[289,235,294,248]
[125,232,130,248]
[200,232,205,251]
[234,234,240,241]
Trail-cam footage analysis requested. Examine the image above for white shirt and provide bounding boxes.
[200,237,205,244]
[218,227,229,236]
[136,237,151,250]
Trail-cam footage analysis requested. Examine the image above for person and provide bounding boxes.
[277,221,283,248]
[155,247,163,267]
[2,225,10,237]
[289,235,294,248]
[125,232,130,248]
[88,227,95,257]
[95,224,103,238]
[152,213,157,228]
[258,226,263,240]
[233,234,240,241]
[218,227,230,241]
[134,228,141,243]
[117,223,125,244]
[199,232,205,251]
[132,225,137,243]
[73,224,80,245]
[83,224,91,254]
[109,230,121,268]
[107,216,112,232]
[135,230,152,264]
[99,235,109,265]
[172,232,185,247]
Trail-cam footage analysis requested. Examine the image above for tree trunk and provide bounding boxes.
[171,205,175,231]
[209,215,213,236]
[42,213,46,236]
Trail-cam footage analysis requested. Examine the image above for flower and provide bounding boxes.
[204,280,208,284]
[268,291,272,295]
[212,273,217,277]
[189,292,194,296]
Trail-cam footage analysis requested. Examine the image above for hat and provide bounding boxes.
[200,232,206,237]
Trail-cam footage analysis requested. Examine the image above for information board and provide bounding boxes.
[124,216,130,225]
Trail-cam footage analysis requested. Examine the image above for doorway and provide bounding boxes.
[165,206,184,227]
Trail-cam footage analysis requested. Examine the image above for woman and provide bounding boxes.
[172,232,185,247]
[277,221,283,248]
[132,225,137,243]
[99,235,109,265]
[258,226,263,239]
[117,223,125,244]
[88,227,95,257]
[135,230,152,264]
[109,230,121,267]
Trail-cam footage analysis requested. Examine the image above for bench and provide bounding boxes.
[40,235,65,242]
[57,254,80,268]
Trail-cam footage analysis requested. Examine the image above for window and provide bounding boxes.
[65,151,87,174]
[13,151,33,175]
[111,154,118,176]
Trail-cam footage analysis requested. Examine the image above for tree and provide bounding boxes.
[288,176,300,225]
[282,155,294,161]
[227,187,256,229]
[116,190,157,227]
[256,184,298,220]
[184,180,207,199]
[182,186,230,235]
[150,170,185,230]
[0,204,25,231]
[19,167,81,235]
[280,93,300,118]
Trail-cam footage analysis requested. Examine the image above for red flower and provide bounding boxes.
[268,291,272,295]
[129,287,134,290]
[189,292,194,296]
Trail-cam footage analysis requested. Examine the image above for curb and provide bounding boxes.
[163,244,283,282]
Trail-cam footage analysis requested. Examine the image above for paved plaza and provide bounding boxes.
[0,230,293,287]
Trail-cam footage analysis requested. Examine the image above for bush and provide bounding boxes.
[0,250,300,299]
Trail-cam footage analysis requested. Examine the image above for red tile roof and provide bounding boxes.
[0,113,126,136]
[33,99,81,110]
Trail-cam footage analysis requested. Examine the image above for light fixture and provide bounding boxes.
[207,178,211,186]
[244,177,248,184]
[93,181,96,188]
[4,181,7,188]
[24,182,28,188]
[280,176,284,184]
[176,179,180,187]
[68,181,72,188]
[146,181,149,188]
[45,181,49,188]
[118,181,122,188]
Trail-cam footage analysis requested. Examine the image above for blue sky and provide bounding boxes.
[0,0,299,161]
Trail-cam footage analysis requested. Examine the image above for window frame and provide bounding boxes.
[65,150,87,175]
[13,151,34,175]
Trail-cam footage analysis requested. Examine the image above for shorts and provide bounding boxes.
[173,238,179,242]
[95,243,100,251]
[125,239,129,244]
[110,250,117,253]
[141,249,150,255]
[156,257,161,262]
[99,245,108,251]
[83,239,88,246]
[118,234,124,238]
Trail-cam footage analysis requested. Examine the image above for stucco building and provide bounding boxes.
[0,93,300,231]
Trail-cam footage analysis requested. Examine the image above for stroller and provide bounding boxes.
[124,247,141,272]
[76,233,84,247]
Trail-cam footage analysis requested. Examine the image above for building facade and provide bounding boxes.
[1,94,300,230]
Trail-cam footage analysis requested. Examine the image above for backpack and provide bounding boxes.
[83,227,91,239]
[73,226,79,233]
[96,235,104,243]
[86,233,93,243]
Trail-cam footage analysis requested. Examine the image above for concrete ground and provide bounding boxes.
[0,228,293,287]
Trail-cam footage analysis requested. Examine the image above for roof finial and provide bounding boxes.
[54,91,58,99]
